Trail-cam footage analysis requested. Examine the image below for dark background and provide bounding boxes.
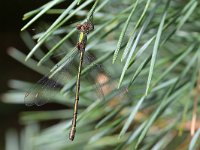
[0,0,51,149]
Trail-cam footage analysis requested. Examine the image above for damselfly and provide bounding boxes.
[69,19,94,141]
[24,19,105,141]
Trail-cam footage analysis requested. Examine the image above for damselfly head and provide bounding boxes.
[76,21,94,34]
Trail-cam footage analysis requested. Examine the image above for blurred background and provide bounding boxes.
[0,0,200,149]
[0,1,51,149]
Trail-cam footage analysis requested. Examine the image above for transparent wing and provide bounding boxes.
[83,52,115,100]
[24,76,60,106]
[84,52,130,101]
[24,48,79,106]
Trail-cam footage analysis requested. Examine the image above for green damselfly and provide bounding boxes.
[69,19,94,140]
[24,17,128,141]
[24,19,100,141]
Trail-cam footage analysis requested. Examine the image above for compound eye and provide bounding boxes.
[76,24,82,30]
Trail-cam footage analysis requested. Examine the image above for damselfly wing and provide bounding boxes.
[24,49,111,106]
